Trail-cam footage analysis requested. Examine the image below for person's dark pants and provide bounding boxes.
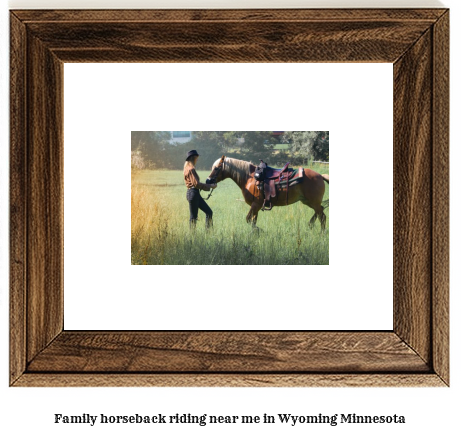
[186,188,213,229]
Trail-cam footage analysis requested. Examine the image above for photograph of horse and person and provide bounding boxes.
[131,131,329,265]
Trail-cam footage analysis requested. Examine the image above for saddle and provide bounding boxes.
[265,162,292,179]
[255,160,303,211]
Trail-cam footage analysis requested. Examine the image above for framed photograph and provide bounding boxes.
[10,9,449,386]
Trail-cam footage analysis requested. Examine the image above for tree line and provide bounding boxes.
[131,131,329,171]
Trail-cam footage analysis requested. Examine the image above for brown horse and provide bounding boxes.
[207,156,329,230]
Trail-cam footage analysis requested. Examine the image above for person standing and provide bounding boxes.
[183,150,217,229]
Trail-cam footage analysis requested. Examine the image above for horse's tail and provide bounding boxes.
[321,175,329,209]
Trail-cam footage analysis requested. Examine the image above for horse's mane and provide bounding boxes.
[223,157,251,186]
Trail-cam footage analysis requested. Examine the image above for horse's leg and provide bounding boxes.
[309,213,318,228]
[319,209,327,231]
[307,204,326,231]
[246,202,261,228]
[313,206,327,232]
[299,170,328,231]
[246,208,258,227]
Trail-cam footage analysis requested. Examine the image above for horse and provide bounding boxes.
[207,156,329,230]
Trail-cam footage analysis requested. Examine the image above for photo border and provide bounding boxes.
[10,9,449,387]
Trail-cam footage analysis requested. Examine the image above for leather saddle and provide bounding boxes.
[265,162,292,179]
[256,162,303,211]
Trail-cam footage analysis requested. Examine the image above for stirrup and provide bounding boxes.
[262,200,272,211]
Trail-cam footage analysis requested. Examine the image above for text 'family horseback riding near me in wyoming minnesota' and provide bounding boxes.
[131,131,329,265]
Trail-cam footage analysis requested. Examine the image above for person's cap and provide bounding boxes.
[186,150,199,160]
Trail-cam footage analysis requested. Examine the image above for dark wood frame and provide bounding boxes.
[10,9,449,387]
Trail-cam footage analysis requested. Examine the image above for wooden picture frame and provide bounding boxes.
[10,9,449,387]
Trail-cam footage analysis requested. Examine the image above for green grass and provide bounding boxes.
[131,167,329,265]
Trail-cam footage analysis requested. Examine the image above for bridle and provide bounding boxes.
[205,156,225,200]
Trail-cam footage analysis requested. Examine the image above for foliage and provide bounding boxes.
[186,131,278,169]
[283,131,329,162]
[185,131,234,169]
[131,131,171,169]
[131,150,148,170]
[130,131,329,170]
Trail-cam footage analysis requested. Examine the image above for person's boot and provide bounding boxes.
[205,215,213,230]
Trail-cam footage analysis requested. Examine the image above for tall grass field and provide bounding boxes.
[131,166,329,265]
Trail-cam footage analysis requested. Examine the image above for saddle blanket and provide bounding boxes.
[264,167,303,200]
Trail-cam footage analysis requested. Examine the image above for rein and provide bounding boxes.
[205,189,214,200]
[205,159,224,200]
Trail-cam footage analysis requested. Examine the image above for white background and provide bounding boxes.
[1,1,459,436]
[64,63,392,330]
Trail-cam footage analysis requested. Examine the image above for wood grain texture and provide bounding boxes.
[27,332,429,373]
[9,9,449,387]
[26,34,64,362]
[432,11,449,385]
[27,20,432,63]
[13,373,446,388]
[393,29,433,364]
[12,9,447,22]
[10,13,27,385]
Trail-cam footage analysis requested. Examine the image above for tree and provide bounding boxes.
[312,131,329,162]
[188,131,279,168]
[283,131,329,163]
[186,132,230,169]
[235,131,277,153]
[131,131,324,170]
[131,131,171,169]
[131,131,151,151]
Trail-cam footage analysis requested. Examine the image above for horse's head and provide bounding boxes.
[206,155,226,184]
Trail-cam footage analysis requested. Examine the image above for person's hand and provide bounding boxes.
[211,184,218,189]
